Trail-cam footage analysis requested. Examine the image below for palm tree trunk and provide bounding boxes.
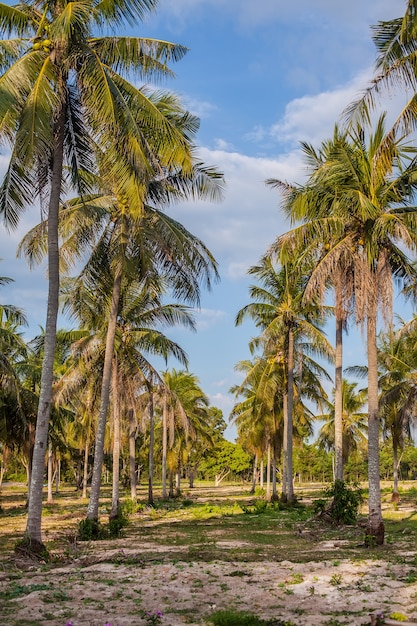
[55,456,60,494]
[334,283,344,481]
[47,443,53,504]
[26,103,66,543]
[392,437,399,503]
[162,392,168,498]
[82,436,89,499]
[111,359,120,519]
[250,453,258,494]
[266,443,271,501]
[281,391,288,502]
[366,302,384,545]
[286,326,295,502]
[148,381,154,506]
[128,409,137,501]
[260,458,264,488]
[271,443,278,501]
[176,457,181,496]
[87,269,122,520]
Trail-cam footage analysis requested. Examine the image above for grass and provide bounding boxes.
[1,481,417,625]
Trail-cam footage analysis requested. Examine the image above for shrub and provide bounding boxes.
[77,517,107,541]
[108,507,129,538]
[313,479,362,525]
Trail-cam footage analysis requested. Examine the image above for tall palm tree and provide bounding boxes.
[59,273,195,513]
[317,379,367,475]
[276,116,417,543]
[0,0,196,545]
[0,273,29,478]
[160,369,210,498]
[230,357,282,499]
[236,255,333,501]
[268,127,354,483]
[346,0,417,139]
[19,150,222,520]
[378,323,417,501]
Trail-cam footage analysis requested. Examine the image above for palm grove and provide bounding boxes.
[2,0,417,550]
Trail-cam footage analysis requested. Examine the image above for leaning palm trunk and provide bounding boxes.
[334,284,344,481]
[87,269,122,519]
[26,105,66,543]
[366,298,384,545]
[110,360,121,519]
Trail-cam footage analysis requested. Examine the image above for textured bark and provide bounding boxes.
[271,444,278,502]
[281,392,288,502]
[87,270,122,519]
[110,360,120,519]
[286,327,295,502]
[250,453,258,494]
[55,457,60,494]
[47,443,53,504]
[366,303,384,545]
[82,437,89,499]
[260,458,264,489]
[266,443,271,501]
[334,284,344,481]
[148,383,154,506]
[175,460,181,496]
[392,438,399,503]
[128,409,137,501]
[161,392,168,498]
[26,104,66,542]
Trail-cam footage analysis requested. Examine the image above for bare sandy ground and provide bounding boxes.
[2,541,417,626]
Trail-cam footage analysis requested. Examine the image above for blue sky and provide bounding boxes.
[0,0,406,440]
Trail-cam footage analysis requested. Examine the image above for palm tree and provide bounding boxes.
[160,369,210,498]
[59,273,196,513]
[230,356,283,500]
[317,379,367,475]
[346,1,417,139]
[0,272,29,485]
[0,0,196,545]
[236,255,333,501]
[275,116,417,543]
[267,127,355,483]
[19,147,222,521]
[378,323,417,501]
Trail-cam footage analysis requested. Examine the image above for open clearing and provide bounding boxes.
[1,483,417,626]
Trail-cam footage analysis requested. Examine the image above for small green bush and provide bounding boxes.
[77,517,107,541]
[313,479,362,525]
[108,507,129,538]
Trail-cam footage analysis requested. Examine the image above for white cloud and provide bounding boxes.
[194,307,227,331]
[157,0,399,29]
[181,95,218,119]
[268,72,372,148]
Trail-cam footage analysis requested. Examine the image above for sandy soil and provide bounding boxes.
[2,540,417,626]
